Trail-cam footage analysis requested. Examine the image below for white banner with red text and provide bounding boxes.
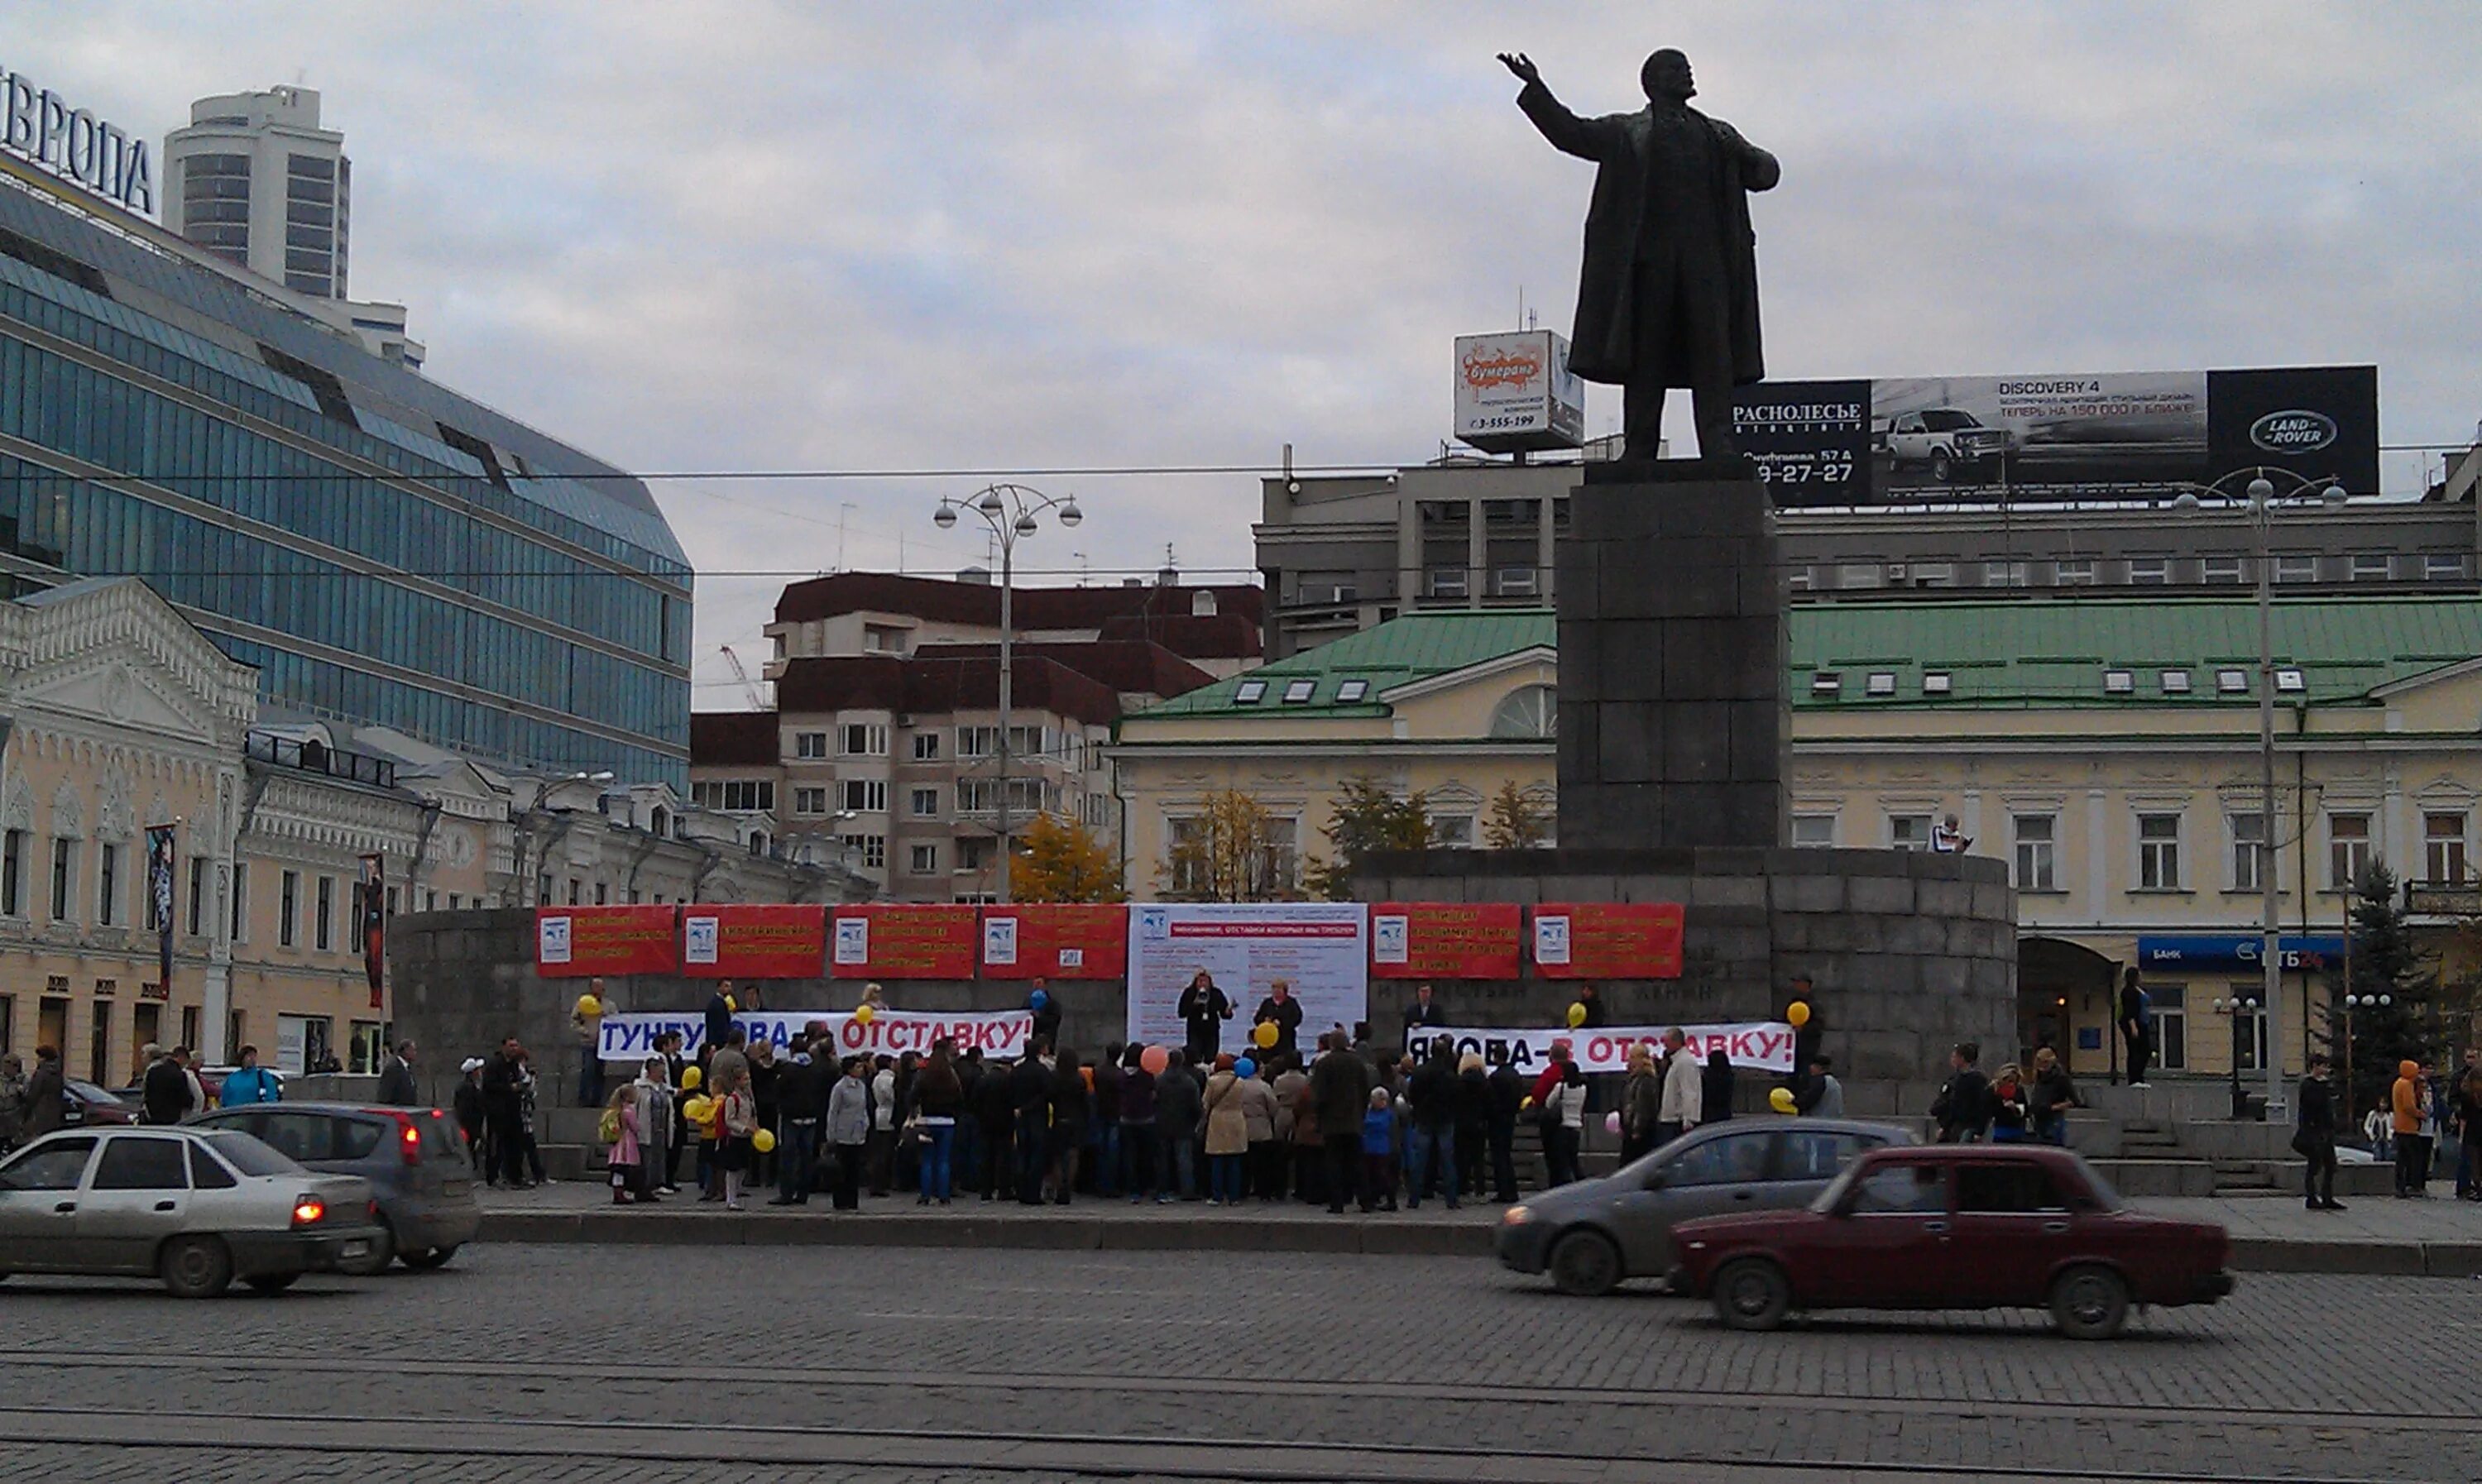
[1405,1022,1797,1076]
[596,1009,1034,1064]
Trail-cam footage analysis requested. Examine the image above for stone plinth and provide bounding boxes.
[1354,845,2015,1115]
[1555,461,1785,850]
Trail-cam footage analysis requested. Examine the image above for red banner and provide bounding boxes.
[681,903,827,979]
[980,903,1128,980]
[1530,902,1684,979]
[534,905,679,978]
[829,904,978,980]
[1368,902,1523,979]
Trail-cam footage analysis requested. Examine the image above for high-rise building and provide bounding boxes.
[160,86,422,368]
[163,86,348,299]
[0,140,693,787]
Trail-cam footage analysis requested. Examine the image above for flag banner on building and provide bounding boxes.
[535,905,681,978]
[829,905,978,980]
[1530,902,1685,979]
[1416,1022,1797,1075]
[145,823,176,1000]
[1125,902,1369,1058]
[681,903,827,979]
[980,903,1128,980]
[359,854,386,1009]
[596,1008,1033,1063]
[1368,902,1524,979]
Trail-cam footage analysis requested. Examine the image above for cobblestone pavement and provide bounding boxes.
[1,1245,2477,1482]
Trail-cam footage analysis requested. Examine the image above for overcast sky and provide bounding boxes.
[13,1,2482,707]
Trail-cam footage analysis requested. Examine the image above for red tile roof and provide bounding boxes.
[911,639,1215,700]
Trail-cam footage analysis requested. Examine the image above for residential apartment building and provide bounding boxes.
[1111,595,2482,1087]
[1256,460,2482,658]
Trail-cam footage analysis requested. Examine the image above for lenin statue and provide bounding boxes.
[1502,49,1778,463]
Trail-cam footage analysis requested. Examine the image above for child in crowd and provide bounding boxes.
[604,1083,640,1204]
[1362,1087,1398,1214]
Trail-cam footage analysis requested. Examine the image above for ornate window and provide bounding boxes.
[1488,685,1556,740]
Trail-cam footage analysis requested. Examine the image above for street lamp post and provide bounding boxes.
[2209,993,2260,1120]
[2175,469,2346,1122]
[2341,992,2391,1118]
[933,484,1082,904]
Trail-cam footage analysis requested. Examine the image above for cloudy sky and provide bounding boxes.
[13,2,2481,706]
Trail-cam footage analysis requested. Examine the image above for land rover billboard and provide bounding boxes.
[1730,365,2378,507]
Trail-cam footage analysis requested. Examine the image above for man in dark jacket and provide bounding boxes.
[1177,974,1233,1068]
[141,1046,194,1125]
[1155,1051,1203,1199]
[702,984,735,1066]
[1933,1042,1990,1145]
[769,1042,831,1206]
[971,1053,1017,1199]
[2297,1052,2343,1212]
[1405,1036,1461,1209]
[1309,1033,1373,1214]
[1010,1046,1054,1204]
[1485,1055,1525,1203]
[375,1040,419,1107]
[22,1045,65,1140]
[1454,1054,1492,1198]
[1027,979,1063,1046]
[1090,1045,1124,1197]
[1403,984,1448,1046]
[481,1037,529,1187]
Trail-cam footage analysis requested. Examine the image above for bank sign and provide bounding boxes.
[0,65,155,213]
[1732,365,2379,509]
[2136,934,2348,974]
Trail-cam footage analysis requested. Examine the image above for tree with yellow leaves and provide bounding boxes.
[1013,812,1127,902]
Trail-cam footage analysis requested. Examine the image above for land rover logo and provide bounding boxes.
[2249,409,2337,455]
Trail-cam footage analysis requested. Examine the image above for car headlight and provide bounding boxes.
[1501,1204,1534,1226]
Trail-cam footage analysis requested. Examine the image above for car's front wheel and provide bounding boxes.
[244,1272,299,1295]
[400,1245,458,1271]
[1547,1229,1622,1297]
[1711,1257,1791,1332]
[1930,449,1954,482]
[2049,1265,2130,1340]
[159,1235,232,1300]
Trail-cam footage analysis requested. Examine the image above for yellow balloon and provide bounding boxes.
[1253,1021,1279,1049]
[751,1127,777,1155]
[1786,1001,1811,1029]
[680,1065,702,1091]
[574,993,603,1018]
[1565,1003,1587,1029]
[854,1003,876,1026]
[723,994,738,1012]
[1520,1095,1536,1111]
[682,1095,713,1124]
[1769,1087,1797,1114]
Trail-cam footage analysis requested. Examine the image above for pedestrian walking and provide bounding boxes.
[2455,1058,2482,1201]
[454,1058,488,1174]
[514,1049,549,1185]
[2028,1048,2077,1144]
[1933,1042,1991,1144]
[221,1045,283,1107]
[2295,1052,2343,1212]
[19,1046,63,1142]
[141,1045,194,1125]
[1988,1064,2029,1142]
[603,1084,641,1204]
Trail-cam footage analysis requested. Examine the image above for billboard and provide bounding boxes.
[1125,902,1368,1057]
[1454,331,1585,454]
[1368,902,1524,980]
[681,903,827,979]
[979,903,1128,980]
[1732,365,2378,507]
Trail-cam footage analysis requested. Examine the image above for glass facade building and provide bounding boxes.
[0,163,691,785]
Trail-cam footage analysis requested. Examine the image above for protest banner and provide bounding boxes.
[597,1008,1033,1062]
[534,905,678,978]
[1126,902,1368,1057]
[681,903,827,979]
[1412,1022,1796,1075]
[1368,902,1523,979]
[980,903,1128,980]
[829,904,978,979]
[1530,902,1684,979]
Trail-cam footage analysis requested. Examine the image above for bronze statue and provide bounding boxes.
[1501,49,1778,462]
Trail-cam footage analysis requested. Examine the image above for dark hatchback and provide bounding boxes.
[189,1103,481,1271]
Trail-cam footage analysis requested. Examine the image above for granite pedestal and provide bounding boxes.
[1555,459,1785,850]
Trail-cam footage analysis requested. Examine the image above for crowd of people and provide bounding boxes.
[580,985,1839,1215]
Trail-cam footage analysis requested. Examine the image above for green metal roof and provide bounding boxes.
[1130,609,1555,720]
[1790,595,2482,709]
[1127,595,2482,722]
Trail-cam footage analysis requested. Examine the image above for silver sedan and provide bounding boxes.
[0,1126,385,1297]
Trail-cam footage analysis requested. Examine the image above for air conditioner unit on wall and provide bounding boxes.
[1885,562,1908,583]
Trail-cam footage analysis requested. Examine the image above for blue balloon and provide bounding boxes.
[1234,1056,1257,1079]
[1029,989,1050,1009]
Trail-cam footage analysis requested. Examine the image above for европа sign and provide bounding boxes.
[1,64,156,213]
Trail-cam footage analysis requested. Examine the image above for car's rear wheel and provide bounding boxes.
[244,1272,299,1295]
[159,1236,232,1300]
[1711,1257,1791,1332]
[2049,1265,2130,1340]
[345,1218,395,1276]
[400,1244,459,1271]
[1547,1229,1623,1297]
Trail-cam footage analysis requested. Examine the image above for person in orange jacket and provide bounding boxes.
[2392,1060,2434,1198]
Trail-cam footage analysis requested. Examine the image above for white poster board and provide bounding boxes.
[1125,902,1368,1057]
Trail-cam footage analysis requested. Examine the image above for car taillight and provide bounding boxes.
[291,1196,326,1227]
[395,1115,423,1166]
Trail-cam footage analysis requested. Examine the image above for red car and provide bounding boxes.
[1670,1144,2232,1339]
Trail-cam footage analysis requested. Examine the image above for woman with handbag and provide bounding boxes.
[715,1066,757,1213]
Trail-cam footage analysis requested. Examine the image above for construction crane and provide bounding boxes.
[719,645,769,709]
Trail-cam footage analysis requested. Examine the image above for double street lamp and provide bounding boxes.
[2339,992,2392,1114]
[932,484,1082,903]
[2173,468,2347,1122]
[2208,993,2261,1120]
